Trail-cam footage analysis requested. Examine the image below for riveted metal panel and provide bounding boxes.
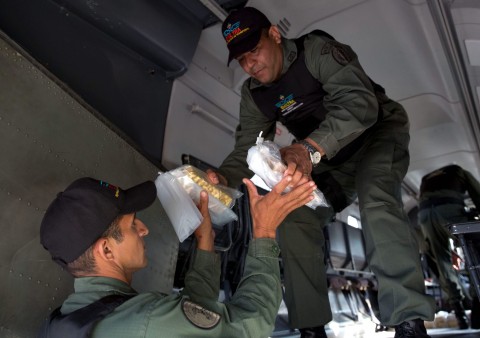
[0,33,178,338]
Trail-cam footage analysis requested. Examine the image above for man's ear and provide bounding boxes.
[94,238,115,261]
[268,26,282,44]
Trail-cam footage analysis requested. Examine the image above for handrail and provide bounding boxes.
[190,103,236,136]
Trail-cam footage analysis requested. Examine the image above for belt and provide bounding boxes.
[419,197,465,210]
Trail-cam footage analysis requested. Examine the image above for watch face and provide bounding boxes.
[312,152,321,164]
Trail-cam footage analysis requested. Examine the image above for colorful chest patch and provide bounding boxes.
[181,299,221,329]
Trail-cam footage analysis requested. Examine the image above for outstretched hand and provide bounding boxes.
[243,175,316,239]
[194,191,215,252]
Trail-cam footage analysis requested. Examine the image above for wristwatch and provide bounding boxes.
[298,140,321,167]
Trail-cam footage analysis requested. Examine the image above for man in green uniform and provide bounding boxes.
[207,6,435,338]
[418,164,480,329]
[38,175,317,337]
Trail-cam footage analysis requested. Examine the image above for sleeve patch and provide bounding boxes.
[181,299,221,330]
[321,41,353,66]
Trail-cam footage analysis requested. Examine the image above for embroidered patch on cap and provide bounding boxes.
[182,299,221,329]
[99,180,120,198]
[223,21,250,44]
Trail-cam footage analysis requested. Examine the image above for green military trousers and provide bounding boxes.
[418,196,468,305]
[277,102,435,328]
[277,203,335,328]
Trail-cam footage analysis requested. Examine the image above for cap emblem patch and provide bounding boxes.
[99,181,120,198]
[223,21,250,44]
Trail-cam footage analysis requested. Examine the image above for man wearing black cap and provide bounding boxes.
[39,175,317,337]
[207,6,435,338]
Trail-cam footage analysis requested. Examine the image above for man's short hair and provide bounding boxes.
[66,215,124,276]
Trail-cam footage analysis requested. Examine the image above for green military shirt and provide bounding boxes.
[59,238,282,338]
[420,165,480,207]
[218,33,408,188]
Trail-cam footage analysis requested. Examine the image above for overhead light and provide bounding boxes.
[465,39,480,66]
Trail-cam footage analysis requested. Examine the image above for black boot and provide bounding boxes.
[453,301,469,329]
[299,325,327,338]
[394,319,431,338]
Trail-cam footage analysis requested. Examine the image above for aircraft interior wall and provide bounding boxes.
[0,33,178,338]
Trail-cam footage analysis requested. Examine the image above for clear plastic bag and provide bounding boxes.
[155,172,203,242]
[246,132,329,209]
[169,165,243,227]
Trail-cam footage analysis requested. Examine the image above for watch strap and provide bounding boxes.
[297,140,321,166]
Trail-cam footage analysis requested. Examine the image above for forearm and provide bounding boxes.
[218,148,255,188]
[226,238,282,327]
[182,249,221,303]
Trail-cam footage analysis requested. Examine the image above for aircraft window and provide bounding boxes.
[347,215,361,229]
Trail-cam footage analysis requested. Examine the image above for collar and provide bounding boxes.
[74,276,137,296]
[60,277,137,313]
[249,38,298,90]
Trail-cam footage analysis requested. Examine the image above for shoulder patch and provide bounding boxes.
[287,51,296,62]
[321,41,353,66]
[321,41,333,55]
[181,299,221,329]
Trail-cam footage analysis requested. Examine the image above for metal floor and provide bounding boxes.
[272,316,480,338]
[271,299,480,338]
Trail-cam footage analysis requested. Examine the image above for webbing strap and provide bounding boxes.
[38,294,133,338]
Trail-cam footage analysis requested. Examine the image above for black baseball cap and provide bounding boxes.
[222,7,271,65]
[40,177,156,267]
